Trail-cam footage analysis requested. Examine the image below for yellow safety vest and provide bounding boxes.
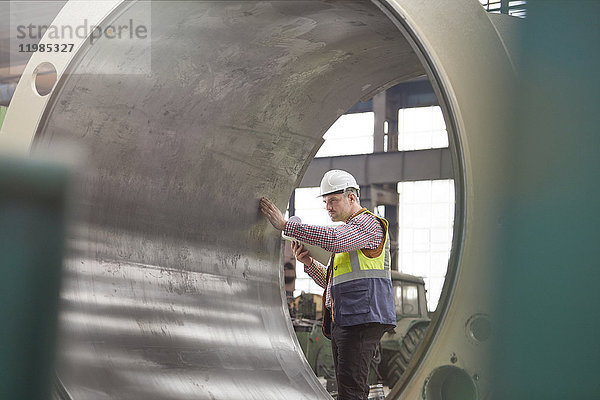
[327,209,396,328]
[332,211,391,285]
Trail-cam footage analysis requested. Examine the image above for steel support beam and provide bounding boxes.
[373,92,387,153]
[346,78,438,114]
[299,148,453,189]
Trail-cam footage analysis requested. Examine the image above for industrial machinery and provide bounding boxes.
[0,0,518,399]
[379,272,431,389]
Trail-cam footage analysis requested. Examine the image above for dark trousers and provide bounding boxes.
[331,322,387,400]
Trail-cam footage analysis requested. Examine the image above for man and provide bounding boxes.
[260,169,396,400]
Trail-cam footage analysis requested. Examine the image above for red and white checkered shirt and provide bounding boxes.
[283,208,384,308]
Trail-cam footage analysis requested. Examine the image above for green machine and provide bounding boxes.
[292,271,431,392]
[379,272,431,389]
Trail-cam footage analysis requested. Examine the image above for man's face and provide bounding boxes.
[323,192,353,222]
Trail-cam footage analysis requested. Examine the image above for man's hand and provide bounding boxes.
[260,197,287,231]
[292,241,313,267]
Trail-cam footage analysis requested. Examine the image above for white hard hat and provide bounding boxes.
[319,169,360,196]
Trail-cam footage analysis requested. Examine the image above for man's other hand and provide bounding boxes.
[260,197,287,231]
[291,241,313,267]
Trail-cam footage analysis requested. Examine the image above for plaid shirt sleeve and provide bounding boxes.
[283,210,384,254]
[303,259,328,289]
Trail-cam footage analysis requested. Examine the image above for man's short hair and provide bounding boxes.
[344,187,359,199]
[326,187,360,200]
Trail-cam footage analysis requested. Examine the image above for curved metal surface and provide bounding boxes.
[0,1,516,399]
[377,2,516,399]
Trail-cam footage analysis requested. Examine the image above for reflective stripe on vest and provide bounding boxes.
[332,211,391,286]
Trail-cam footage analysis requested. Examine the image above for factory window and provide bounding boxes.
[398,179,454,312]
[315,112,374,158]
[479,0,527,17]
[398,106,447,151]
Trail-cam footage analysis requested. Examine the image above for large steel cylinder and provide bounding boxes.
[0,1,516,399]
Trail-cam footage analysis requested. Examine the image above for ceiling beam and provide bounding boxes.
[299,148,453,188]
